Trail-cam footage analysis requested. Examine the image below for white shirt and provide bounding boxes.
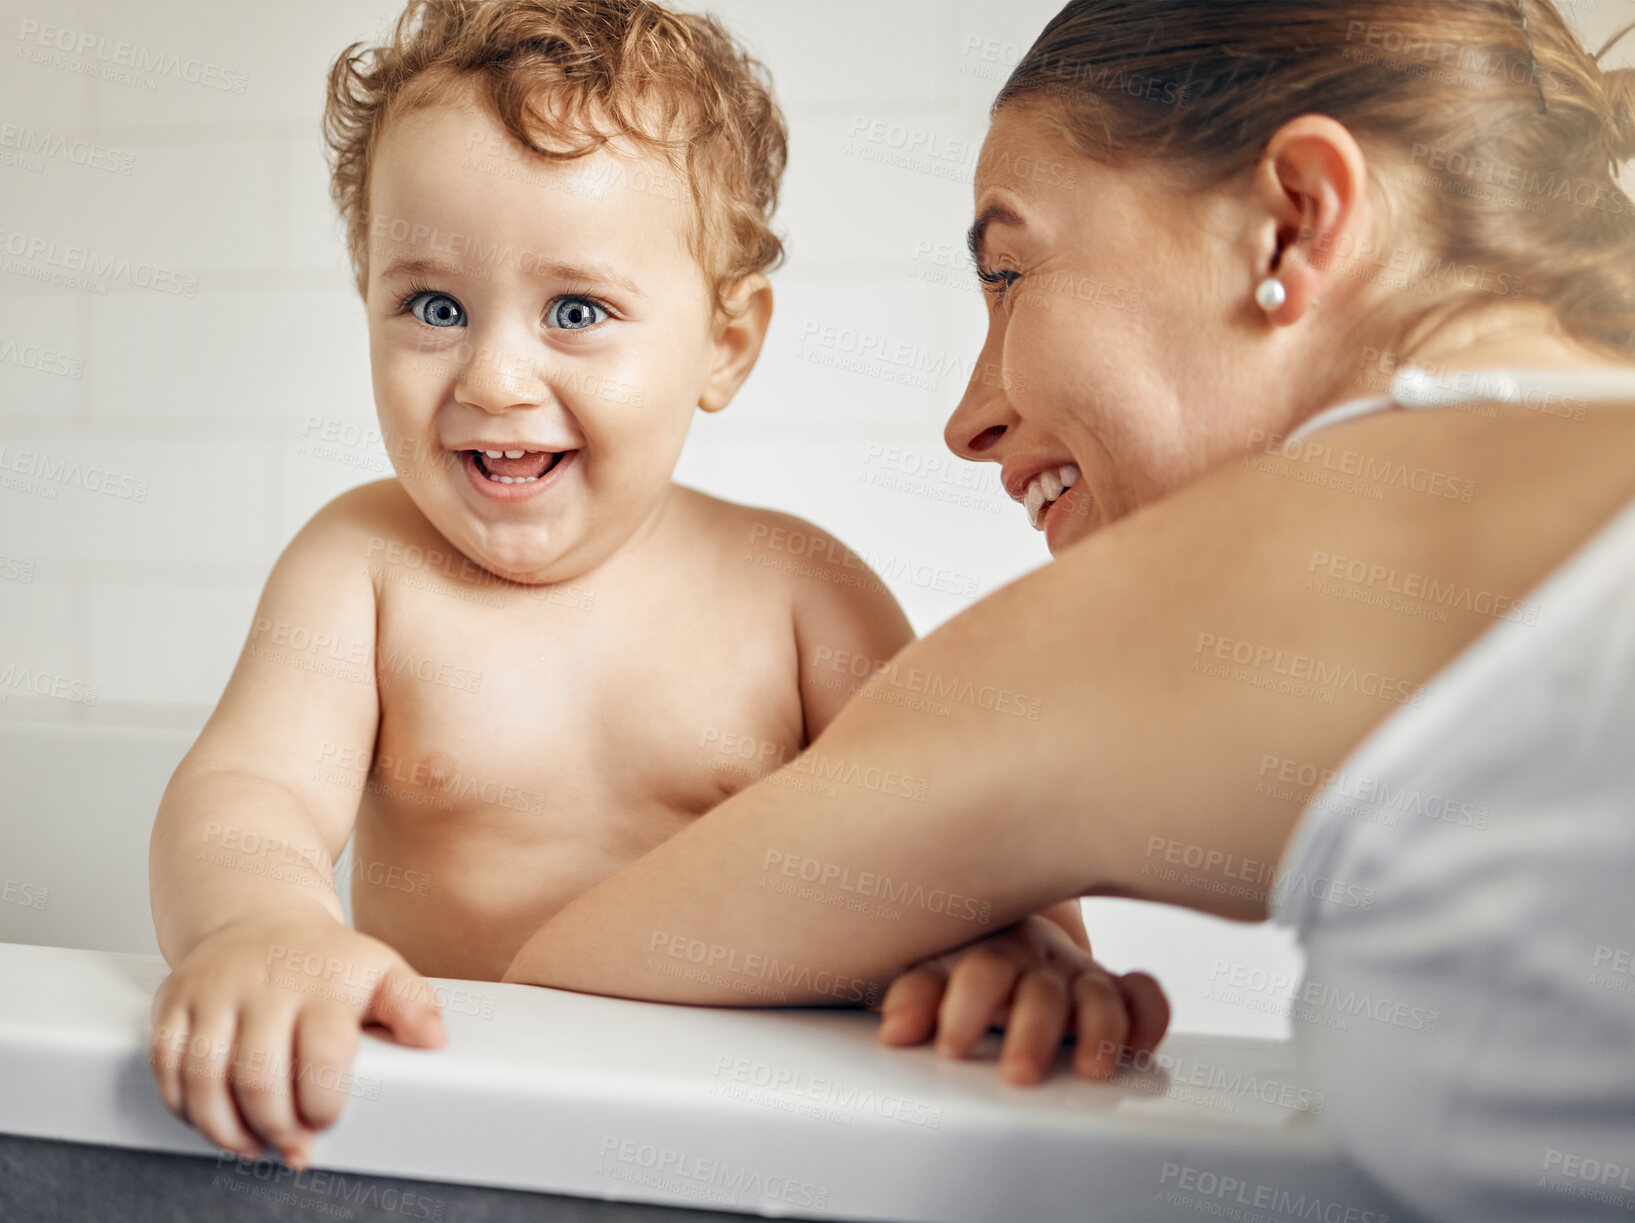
[1270,367,1635,1222]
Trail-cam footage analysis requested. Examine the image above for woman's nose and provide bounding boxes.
[944,378,1012,460]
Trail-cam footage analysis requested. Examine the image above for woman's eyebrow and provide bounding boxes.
[967,202,1026,266]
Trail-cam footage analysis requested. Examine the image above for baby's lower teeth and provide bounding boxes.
[474,451,548,484]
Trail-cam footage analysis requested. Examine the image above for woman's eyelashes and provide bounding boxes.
[395,285,612,332]
[976,263,1021,305]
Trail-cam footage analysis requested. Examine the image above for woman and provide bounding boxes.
[507,1,1635,1218]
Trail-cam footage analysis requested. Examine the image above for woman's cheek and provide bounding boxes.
[1006,308,1066,418]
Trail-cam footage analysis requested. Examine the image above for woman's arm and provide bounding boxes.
[505,403,1635,1001]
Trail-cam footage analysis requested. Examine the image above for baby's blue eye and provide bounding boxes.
[549,297,607,330]
[406,291,465,328]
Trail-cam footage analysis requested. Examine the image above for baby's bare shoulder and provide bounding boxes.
[671,483,913,657]
[296,478,444,559]
[673,485,862,568]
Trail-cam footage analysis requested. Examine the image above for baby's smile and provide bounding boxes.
[457,447,577,500]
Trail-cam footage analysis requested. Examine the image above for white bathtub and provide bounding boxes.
[0,715,1419,1222]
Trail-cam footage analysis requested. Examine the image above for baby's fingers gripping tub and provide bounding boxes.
[0,720,1418,1223]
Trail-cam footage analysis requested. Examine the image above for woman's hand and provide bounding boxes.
[875,912,1169,1085]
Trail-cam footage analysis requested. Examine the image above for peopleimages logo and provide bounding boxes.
[710,1055,944,1128]
[0,444,149,501]
[645,933,879,1005]
[0,223,199,297]
[1156,1162,1389,1222]
[812,646,1043,719]
[1192,632,1425,708]
[15,20,249,93]
[0,123,134,174]
[0,664,98,706]
[596,1135,829,1210]
[761,850,991,924]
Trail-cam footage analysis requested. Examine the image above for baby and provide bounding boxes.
[146,0,1107,1172]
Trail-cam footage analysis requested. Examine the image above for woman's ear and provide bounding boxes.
[1249,115,1375,325]
[700,274,773,413]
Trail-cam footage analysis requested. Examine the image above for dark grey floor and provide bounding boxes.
[0,1132,823,1223]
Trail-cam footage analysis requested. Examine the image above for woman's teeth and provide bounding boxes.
[1025,464,1081,531]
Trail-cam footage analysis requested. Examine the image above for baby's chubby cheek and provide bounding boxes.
[583,410,688,501]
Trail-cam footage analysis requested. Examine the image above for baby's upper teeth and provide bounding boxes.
[1040,469,1064,501]
[503,449,526,459]
[1061,464,1080,489]
[484,449,504,459]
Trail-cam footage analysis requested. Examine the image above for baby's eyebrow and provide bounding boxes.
[377,254,646,299]
[525,258,647,299]
[378,255,470,282]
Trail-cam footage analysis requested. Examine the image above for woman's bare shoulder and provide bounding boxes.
[946,401,1635,913]
[1159,398,1635,600]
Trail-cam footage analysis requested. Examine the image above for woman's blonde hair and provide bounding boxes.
[322,0,788,315]
[996,0,1635,357]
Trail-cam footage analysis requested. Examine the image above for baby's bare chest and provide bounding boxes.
[362,568,806,834]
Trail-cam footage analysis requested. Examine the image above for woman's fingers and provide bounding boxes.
[178,1006,263,1160]
[935,947,1021,1060]
[877,963,948,1047]
[1068,966,1132,1081]
[874,918,1170,1088]
[1115,970,1171,1057]
[998,967,1071,1085]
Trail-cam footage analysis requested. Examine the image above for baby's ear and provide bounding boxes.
[700,274,773,413]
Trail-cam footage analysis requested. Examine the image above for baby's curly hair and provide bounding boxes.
[322,0,788,315]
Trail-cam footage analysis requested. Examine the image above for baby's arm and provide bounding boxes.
[151,490,379,958]
[148,485,443,1166]
[784,521,915,742]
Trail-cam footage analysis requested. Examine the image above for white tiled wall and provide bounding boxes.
[0,0,1077,723]
[9,0,1630,715]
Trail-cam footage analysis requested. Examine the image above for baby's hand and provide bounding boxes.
[875,915,1169,1085]
[148,912,446,1167]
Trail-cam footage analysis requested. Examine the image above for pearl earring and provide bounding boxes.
[1254,277,1287,312]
